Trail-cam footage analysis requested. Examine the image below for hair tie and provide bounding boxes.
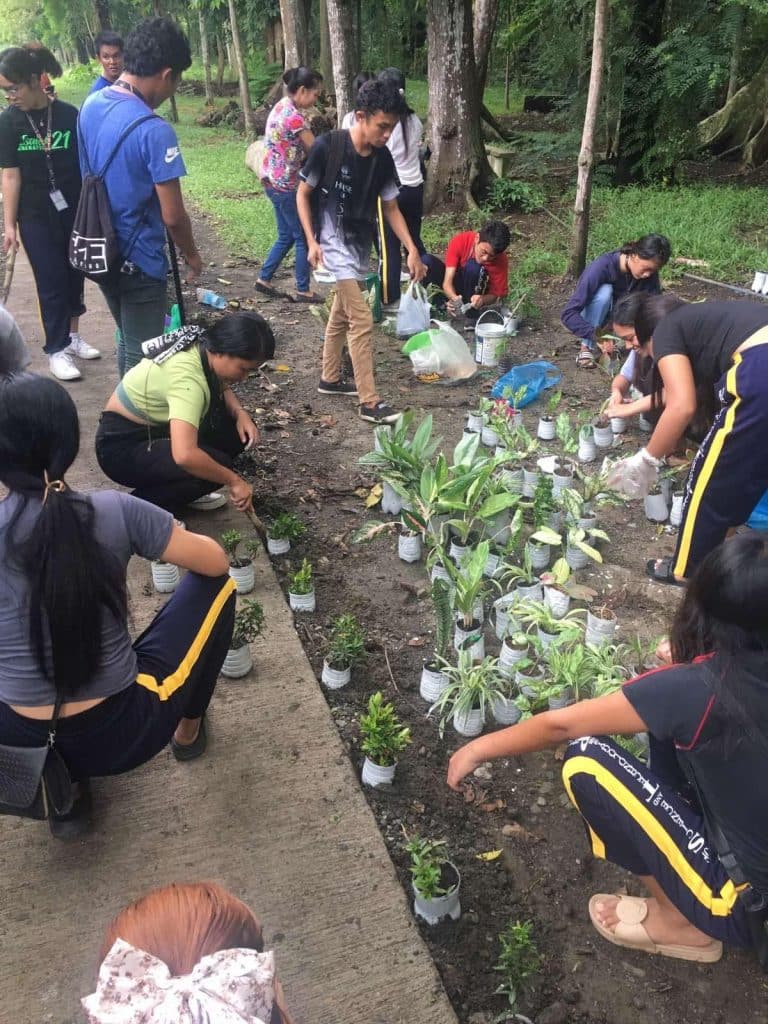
[42,470,67,505]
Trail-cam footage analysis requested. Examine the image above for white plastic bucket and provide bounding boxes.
[398,531,423,563]
[229,561,255,594]
[267,536,290,556]
[474,310,506,367]
[289,589,316,613]
[151,561,180,594]
[221,644,253,679]
[321,660,351,689]
[361,757,396,787]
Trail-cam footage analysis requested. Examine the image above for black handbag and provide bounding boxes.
[0,697,74,820]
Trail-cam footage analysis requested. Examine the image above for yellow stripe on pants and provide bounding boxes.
[376,197,389,303]
[673,354,743,578]
[563,755,739,917]
[136,576,236,701]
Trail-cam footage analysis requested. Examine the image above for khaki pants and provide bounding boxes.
[322,278,378,407]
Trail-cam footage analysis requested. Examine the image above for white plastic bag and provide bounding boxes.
[404,319,477,380]
[396,281,431,338]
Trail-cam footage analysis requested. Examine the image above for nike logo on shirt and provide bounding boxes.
[164,147,180,163]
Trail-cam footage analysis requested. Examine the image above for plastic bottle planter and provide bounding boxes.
[498,640,527,677]
[611,417,627,435]
[547,687,574,710]
[547,510,563,532]
[398,531,423,564]
[453,706,484,737]
[484,549,502,579]
[659,476,673,507]
[481,424,499,448]
[638,415,653,433]
[644,491,669,523]
[565,544,589,571]
[454,623,485,661]
[151,561,180,594]
[361,757,396,788]
[494,444,508,459]
[420,663,449,703]
[499,467,524,493]
[449,539,472,566]
[267,536,290,556]
[221,644,253,679]
[289,588,316,613]
[670,491,685,528]
[526,541,550,572]
[321,659,351,689]
[537,416,556,441]
[578,435,597,463]
[508,409,523,430]
[593,421,614,449]
[493,595,519,641]
[485,512,511,548]
[413,863,461,925]
[522,467,539,498]
[466,411,484,433]
[537,627,558,651]
[229,562,255,594]
[585,609,618,646]
[373,425,393,453]
[381,481,404,515]
[552,468,574,497]
[578,513,598,532]
[492,695,522,726]
[544,586,571,619]
[516,667,545,698]
[514,579,544,604]
[430,564,452,587]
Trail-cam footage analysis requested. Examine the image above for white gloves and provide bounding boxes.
[606,447,663,498]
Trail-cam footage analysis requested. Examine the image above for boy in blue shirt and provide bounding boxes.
[90,31,123,93]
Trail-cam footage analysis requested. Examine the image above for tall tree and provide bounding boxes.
[699,56,768,167]
[614,0,664,183]
[93,0,111,32]
[425,0,492,209]
[318,0,332,86]
[326,0,354,121]
[198,6,214,105]
[568,0,608,276]
[227,0,256,135]
[473,0,500,94]
[278,0,308,68]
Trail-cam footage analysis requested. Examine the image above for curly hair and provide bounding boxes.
[123,17,191,78]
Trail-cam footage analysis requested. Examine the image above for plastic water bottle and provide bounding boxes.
[196,287,227,309]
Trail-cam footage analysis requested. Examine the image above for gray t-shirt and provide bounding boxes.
[0,489,173,705]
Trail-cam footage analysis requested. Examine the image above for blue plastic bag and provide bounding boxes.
[747,490,768,531]
[491,361,562,409]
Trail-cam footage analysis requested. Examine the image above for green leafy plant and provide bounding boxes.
[405,835,455,900]
[432,650,506,736]
[268,512,306,542]
[501,384,529,411]
[542,640,592,703]
[546,389,562,417]
[220,528,248,566]
[498,544,540,590]
[231,600,265,649]
[288,558,313,595]
[555,412,578,454]
[326,614,366,670]
[359,692,412,766]
[494,919,542,1010]
[443,541,492,629]
[359,412,441,500]
[515,598,585,642]
[485,177,545,214]
[431,577,454,664]
[531,473,556,531]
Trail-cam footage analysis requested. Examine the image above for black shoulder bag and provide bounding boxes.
[310,128,348,239]
[0,697,74,820]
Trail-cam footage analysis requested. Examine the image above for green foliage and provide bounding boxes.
[484,177,545,214]
[359,692,411,767]
[494,919,542,1010]
[326,614,366,670]
[220,528,245,563]
[288,558,313,596]
[531,473,555,531]
[231,599,265,648]
[432,651,506,735]
[431,578,454,663]
[405,835,454,900]
[268,512,306,542]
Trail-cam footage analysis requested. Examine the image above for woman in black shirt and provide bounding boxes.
[606,294,768,583]
[0,45,99,382]
[448,535,768,965]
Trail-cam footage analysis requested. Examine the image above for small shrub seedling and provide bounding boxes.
[220,529,259,567]
[494,918,542,1010]
[326,614,366,670]
[431,577,453,664]
[359,691,412,766]
[231,600,265,649]
[268,512,307,542]
[405,835,454,899]
[288,558,313,595]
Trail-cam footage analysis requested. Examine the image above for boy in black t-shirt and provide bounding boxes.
[297,80,426,425]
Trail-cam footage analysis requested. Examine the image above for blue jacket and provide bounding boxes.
[561,250,661,343]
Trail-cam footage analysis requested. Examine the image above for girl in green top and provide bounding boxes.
[95,312,275,515]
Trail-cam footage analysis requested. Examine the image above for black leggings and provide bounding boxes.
[95,411,245,514]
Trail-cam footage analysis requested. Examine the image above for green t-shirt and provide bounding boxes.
[119,346,211,427]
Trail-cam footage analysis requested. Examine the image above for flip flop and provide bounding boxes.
[588,894,722,963]
[254,281,281,298]
[576,349,596,369]
[292,292,324,304]
[170,716,207,762]
[646,556,686,587]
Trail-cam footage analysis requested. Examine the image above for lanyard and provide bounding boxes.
[113,79,150,107]
[24,99,57,191]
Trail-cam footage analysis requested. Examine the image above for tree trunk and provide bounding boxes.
[216,34,226,87]
[699,55,768,167]
[726,5,745,102]
[279,0,309,68]
[199,8,214,105]
[93,0,111,32]
[614,0,664,184]
[355,0,362,72]
[425,0,493,210]
[473,0,500,95]
[504,50,510,109]
[568,0,608,277]
[326,0,354,122]
[227,0,256,136]
[75,36,90,64]
[319,0,333,87]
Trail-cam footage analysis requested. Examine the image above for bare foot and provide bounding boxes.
[655,637,672,664]
[173,717,201,746]
[593,896,713,949]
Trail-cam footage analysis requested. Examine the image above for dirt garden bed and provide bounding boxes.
[185,206,764,1024]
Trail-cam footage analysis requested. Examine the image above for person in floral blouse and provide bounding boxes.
[256,67,323,304]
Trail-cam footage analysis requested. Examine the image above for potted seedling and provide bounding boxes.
[516,598,584,651]
[623,634,662,676]
[593,402,615,449]
[585,603,619,646]
[493,919,542,1013]
[444,542,491,660]
[499,546,544,604]
[492,673,532,726]
[542,640,591,709]
[514,635,546,699]
[398,508,423,563]
[555,412,579,458]
[221,599,265,678]
[530,471,559,531]
[644,481,669,523]
[501,384,528,430]
[288,558,316,613]
[405,834,461,925]
[266,512,306,556]
[536,389,561,441]
[578,421,598,463]
[220,528,259,594]
[420,578,453,702]
[321,613,366,688]
[359,691,412,787]
[496,424,538,492]
[359,411,441,516]
[432,650,505,737]
[498,628,529,679]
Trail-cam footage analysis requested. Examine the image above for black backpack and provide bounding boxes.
[310,128,348,239]
[69,111,158,281]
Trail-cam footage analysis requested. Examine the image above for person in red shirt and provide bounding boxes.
[424,220,510,318]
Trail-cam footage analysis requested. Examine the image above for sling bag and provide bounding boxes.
[0,696,74,820]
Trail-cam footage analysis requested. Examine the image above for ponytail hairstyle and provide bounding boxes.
[612,291,686,411]
[377,66,415,154]
[619,233,671,267]
[197,311,276,433]
[352,70,374,97]
[0,44,62,84]
[282,65,323,96]
[0,375,126,698]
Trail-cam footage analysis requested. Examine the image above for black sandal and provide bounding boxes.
[171,716,208,761]
[254,281,281,298]
[645,557,686,588]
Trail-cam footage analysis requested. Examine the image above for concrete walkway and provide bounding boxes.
[0,254,457,1024]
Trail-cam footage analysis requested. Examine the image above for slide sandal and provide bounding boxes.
[646,556,686,587]
[589,894,722,963]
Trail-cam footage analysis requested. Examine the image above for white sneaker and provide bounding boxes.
[187,492,227,511]
[49,350,82,381]
[67,333,101,359]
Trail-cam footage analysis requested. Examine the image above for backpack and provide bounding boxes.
[69,111,158,281]
[310,129,348,239]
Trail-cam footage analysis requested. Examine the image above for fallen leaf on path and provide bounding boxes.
[216,277,232,285]
[320,415,337,428]
[275,363,291,372]
[476,849,503,861]
[364,483,383,508]
[502,821,540,841]
[407,636,426,647]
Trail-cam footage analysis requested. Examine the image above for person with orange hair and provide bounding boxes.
[83,881,294,1022]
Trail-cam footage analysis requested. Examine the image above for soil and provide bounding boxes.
[183,205,764,1023]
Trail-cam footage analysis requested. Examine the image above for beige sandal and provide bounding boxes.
[588,894,723,963]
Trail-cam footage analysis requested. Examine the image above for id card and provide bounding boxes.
[50,189,68,212]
